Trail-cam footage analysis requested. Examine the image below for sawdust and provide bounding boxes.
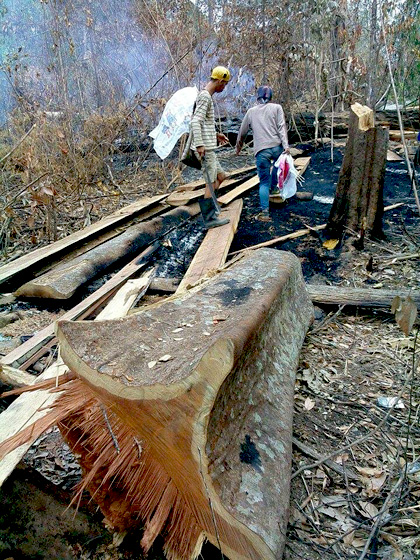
[1,308,64,338]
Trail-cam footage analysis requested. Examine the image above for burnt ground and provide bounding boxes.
[0,142,419,560]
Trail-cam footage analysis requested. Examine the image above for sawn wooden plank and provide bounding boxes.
[174,164,256,192]
[176,199,243,292]
[217,176,259,206]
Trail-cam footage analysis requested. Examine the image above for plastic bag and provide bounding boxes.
[149,86,198,160]
[274,153,300,199]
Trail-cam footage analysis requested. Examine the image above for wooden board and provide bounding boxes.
[174,164,256,192]
[0,270,154,487]
[387,150,403,162]
[0,194,167,288]
[217,175,259,206]
[167,176,243,206]
[0,358,69,487]
[176,199,243,292]
[293,156,311,175]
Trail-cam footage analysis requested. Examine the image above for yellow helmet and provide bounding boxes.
[211,66,231,82]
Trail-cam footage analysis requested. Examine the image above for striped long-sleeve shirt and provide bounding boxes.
[191,90,218,151]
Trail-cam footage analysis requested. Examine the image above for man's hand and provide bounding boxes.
[196,146,205,158]
[235,146,241,156]
[217,133,229,146]
[284,147,291,155]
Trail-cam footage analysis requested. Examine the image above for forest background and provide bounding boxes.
[0,0,419,255]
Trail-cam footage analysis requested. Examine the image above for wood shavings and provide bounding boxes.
[158,354,172,362]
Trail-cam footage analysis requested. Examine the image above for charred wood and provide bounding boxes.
[15,207,197,300]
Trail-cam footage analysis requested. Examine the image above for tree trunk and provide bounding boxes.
[307,285,420,309]
[326,103,389,242]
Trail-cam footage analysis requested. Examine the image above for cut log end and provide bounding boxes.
[351,102,374,131]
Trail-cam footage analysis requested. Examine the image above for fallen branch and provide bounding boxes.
[307,285,420,309]
[292,437,359,480]
[0,124,36,166]
[229,202,405,256]
[229,224,327,255]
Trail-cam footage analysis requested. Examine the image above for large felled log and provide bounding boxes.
[0,249,308,560]
[16,206,196,299]
[326,103,389,241]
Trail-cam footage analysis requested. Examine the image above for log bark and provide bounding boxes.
[326,103,389,241]
[47,249,313,560]
[307,284,420,309]
[16,207,197,299]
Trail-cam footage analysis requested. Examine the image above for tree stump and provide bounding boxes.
[51,249,313,560]
[326,103,389,242]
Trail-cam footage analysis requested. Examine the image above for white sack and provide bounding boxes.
[149,86,198,160]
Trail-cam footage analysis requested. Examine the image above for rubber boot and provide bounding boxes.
[199,198,230,229]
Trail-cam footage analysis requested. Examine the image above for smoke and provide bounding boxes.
[0,0,190,122]
[0,0,258,126]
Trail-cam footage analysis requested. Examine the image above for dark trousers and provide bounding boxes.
[255,145,282,211]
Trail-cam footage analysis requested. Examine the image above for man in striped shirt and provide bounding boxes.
[191,66,231,228]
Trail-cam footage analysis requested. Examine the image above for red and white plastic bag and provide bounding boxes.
[274,153,302,199]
